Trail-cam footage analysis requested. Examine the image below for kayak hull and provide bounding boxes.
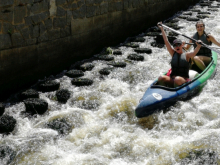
[135,51,217,118]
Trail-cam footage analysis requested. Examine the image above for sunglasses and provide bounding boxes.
[173,43,181,48]
[196,25,204,28]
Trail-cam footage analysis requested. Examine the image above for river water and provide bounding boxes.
[1,1,220,165]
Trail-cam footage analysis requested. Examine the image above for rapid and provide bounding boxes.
[1,1,220,165]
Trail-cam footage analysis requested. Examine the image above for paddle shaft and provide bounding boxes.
[159,23,220,54]
[186,43,220,49]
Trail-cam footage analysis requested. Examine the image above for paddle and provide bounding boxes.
[158,23,220,54]
[185,43,220,49]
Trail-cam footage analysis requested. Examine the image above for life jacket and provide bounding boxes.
[170,52,190,78]
[192,32,212,57]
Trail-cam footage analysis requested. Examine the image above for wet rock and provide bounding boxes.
[134,37,145,42]
[164,22,178,27]
[209,6,220,8]
[0,103,5,116]
[166,18,180,23]
[123,42,139,48]
[20,89,39,100]
[107,61,127,68]
[39,80,60,92]
[99,67,114,75]
[146,26,161,32]
[187,17,200,22]
[0,145,16,164]
[155,35,176,44]
[79,63,95,71]
[127,54,144,61]
[145,32,161,37]
[113,50,122,55]
[71,78,93,86]
[0,115,16,134]
[65,69,84,78]
[127,37,145,42]
[178,15,188,19]
[200,3,211,6]
[46,118,71,135]
[182,12,192,15]
[208,8,219,11]
[56,89,71,103]
[151,42,164,48]
[24,98,48,115]
[190,9,201,12]
[198,11,211,14]
[197,15,209,19]
[134,48,152,54]
[168,32,179,37]
[94,54,114,61]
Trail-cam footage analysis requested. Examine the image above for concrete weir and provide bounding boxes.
[0,0,200,99]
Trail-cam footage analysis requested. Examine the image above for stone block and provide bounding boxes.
[115,2,123,11]
[71,17,93,35]
[2,23,14,34]
[38,31,48,42]
[26,38,37,45]
[139,0,145,6]
[15,0,34,6]
[44,18,53,30]
[124,1,129,10]
[71,3,78,10]
[31,1,49,14]
[96,6,101,15]
[67,10,72,25]
[108,2,116,12]
[56,0,66,6]
[0,9,13,22]
[0,22,2,32]
[25,16,33,25]
[53,17,67,28]
[31,11,50,24]
[100,3,108,15]
[66,0,74,3]
[85,0,93,5]
[34,0,40,2]
[48,29,60,40]
[0,0,13,7]
[132,0,140,8]
[72,5,86,19]
[57,6,66,17]
[94,0,102,4]
[40,22,47,35]
[14,6,27,24]
[15,24,25,32]
[86,5,96,18]
[31,14,41,25]
[60,26,71,37]
[11,33,26,47]
[0,34,12,50]
[32,25,40,38]
[77,0,85,7]
[20,27,30,39]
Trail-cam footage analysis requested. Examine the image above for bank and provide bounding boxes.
[0,0,200,100]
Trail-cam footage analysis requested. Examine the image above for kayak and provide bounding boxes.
[135,51,218,118]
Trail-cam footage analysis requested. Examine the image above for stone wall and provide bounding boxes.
[0,0,200,99]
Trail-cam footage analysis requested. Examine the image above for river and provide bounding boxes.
[1,1,220,165]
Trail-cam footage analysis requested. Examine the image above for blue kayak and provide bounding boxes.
[135,51,218,118]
